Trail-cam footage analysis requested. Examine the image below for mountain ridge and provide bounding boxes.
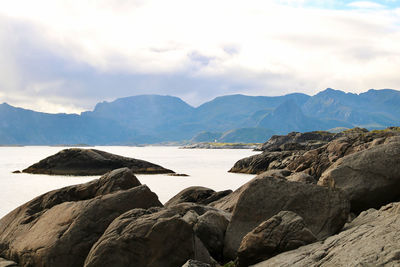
[1,88,399,145]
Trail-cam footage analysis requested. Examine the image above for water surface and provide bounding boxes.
[0,146,258,218]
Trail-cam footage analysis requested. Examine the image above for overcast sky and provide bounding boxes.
[0,0,399,113]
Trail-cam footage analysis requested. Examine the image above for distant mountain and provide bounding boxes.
[191,128,275,143]
[1,88,400,145]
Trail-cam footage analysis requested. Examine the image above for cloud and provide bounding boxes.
[0,0,399,113]
[347,1,386,9]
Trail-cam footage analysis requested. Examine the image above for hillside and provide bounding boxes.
[1,88,400,145]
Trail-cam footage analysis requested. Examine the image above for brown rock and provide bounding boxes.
[84,208,213,267]
[22,148,174,175]
[165,186,232,207]
[253,202,400,267]
[193,211,230,262]
[0,168,162,267]
[236,211,317,267]
[221,174,349,260]
[319,141,400,213]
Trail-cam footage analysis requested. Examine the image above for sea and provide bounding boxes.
[0,146,258,218]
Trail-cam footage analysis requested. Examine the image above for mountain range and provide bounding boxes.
[1,88,400,145]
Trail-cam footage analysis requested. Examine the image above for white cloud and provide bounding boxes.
[347,1,386,9]
[0,0,399,112]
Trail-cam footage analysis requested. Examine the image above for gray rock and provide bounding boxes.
[237,211,317,267]
[22,148,174,175]
[194,211,230,261]
[84,208,213,267]
[221,174,349,260]
[0,169,162,267]
[319,141,400,213]
[165,186,232,207]
[253,202,400,267]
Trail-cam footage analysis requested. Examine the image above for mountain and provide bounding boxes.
[1,88,400,145]
[191,128,275,143]
[195,93,310,131]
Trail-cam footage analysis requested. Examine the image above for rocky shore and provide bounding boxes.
[1,127,400,266]
[181,143,259,149]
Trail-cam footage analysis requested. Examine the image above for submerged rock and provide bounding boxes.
[0,168,162,267]
[237,211,317,267]
[22,148,174,176]
[254,202,400,267]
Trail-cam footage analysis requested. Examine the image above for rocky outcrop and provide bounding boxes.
[0,168,162,267]
[84,206,216,267]
[256,131,337,152]
[236,211,317,267]
[165,186,232,207]
[319,140,400,213]
[220,173,349,260]
[231,127,400,176]
[253,202,400,267]
[22,148,174,175]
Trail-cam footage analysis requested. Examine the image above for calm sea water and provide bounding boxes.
[0,146,258,218]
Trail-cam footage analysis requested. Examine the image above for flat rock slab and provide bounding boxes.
[22,148,174,175]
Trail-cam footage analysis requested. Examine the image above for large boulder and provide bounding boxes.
[236,211,317,267]
[221,174,349,260]
[193,211,230,262]
[318,140,400,213]
[0,168,162,267]
[84,207,213,267]
[22,148,174,175]
[165,186,232,207]
[254,202,400,267]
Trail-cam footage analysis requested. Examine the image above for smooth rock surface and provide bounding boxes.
[253,202,400,267]
[221,174,349,260]
[22,148,174,175]
[237,211,317,267]
[165,186,232,207]
[319,141,400,213]
[193,211,229,262]
[84,208,213,267]
[0,258,19,267]
[0,168,162,267]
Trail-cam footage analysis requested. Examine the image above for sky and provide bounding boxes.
[0,0,399,113]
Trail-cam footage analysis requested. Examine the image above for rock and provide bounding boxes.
[0,168,162,267]
[236,211,317,267]
[22,148,174,175]
[168,173,190,176]
[0,258,19,267]
[221,174,349,260]
[253,202,400,267]
[193,211,230,262]
[256,131,337,152]
[165,186,232,207]
[286,172,316,183]
[84,208,213,267]
[182,259,211,267]
[11,170,20,174]
[182,210,200,226]
[231,128,400,176]
[318,141,400,213]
